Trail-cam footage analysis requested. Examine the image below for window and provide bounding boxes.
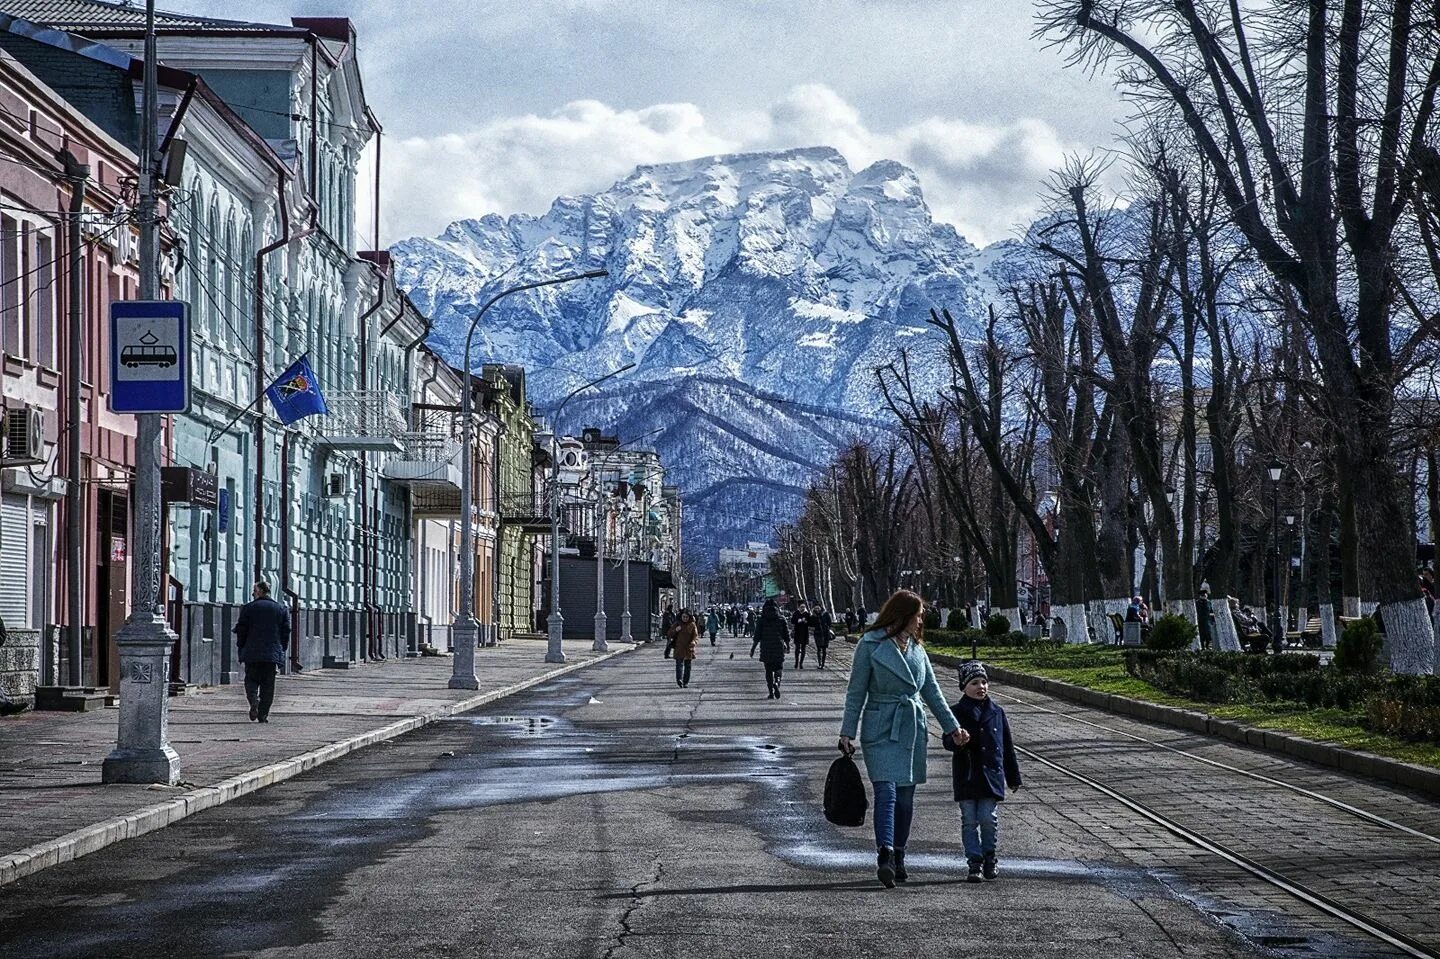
[35,230,54,368]
[1,214,19,357]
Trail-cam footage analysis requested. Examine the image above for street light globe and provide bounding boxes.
[1267,460,1284,482]
[1285,514,1297,526]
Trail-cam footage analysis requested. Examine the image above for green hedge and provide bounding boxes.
[1124,649,1440,743]
[1123,649,1364,709]
[1367,675,1440,742]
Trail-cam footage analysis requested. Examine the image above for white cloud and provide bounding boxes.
[369,84,1088,248]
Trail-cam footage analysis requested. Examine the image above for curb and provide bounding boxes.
[928,653,1440,800]
[0,644,637,888]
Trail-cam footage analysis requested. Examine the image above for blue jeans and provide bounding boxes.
[674,659,692,685]
[959,798,999,860]
[872,781,915,851]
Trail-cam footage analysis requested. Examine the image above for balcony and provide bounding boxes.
[385,432,462,486]
[387,431,463,516]
[323,390,406,452]
[499,491,562,534]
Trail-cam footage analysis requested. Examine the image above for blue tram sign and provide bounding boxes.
[109,300,191,413]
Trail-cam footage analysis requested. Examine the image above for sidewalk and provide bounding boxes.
[0,637,634,887]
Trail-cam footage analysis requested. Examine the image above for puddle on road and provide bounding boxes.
[2,684,1398,959]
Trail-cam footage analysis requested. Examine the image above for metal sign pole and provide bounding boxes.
[103,0,180,785]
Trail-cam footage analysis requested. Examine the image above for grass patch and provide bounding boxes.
[927,642,1440,771]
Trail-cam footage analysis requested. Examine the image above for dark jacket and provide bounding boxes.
[234,596,290,666]
[750,612,790,665]
[811,610,834,646]
[792,610,810,643]
[942,695,1021,801]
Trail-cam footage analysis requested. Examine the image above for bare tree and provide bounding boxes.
[1038,0,1439,669]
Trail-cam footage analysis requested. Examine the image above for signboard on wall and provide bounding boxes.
[108,300,191,413]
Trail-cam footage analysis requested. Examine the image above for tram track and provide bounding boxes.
[993,688,1440,848]
[821,641,1440,958]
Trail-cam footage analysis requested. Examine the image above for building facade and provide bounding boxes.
[0,43,147,699]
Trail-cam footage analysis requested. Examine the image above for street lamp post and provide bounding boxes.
[545,364,636,664]
[620,497,634,643]
[449,268,607,690]
[1285,512,1297,633]
[593,490,608,652]
[103,0,181,785]
[1267,460,1284,654]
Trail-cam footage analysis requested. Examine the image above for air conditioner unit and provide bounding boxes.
[2,406,44,467]
[323,471,349,498]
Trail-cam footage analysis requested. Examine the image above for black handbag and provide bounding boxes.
[823,753,868,827]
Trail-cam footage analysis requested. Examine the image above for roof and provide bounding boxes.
[0,0,306,35]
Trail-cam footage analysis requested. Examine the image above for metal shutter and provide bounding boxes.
[0,493,31,628]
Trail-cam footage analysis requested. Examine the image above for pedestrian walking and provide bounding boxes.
[668,609,699,687]
[812,603,834,669]
[661,602,676,638]
[792,600,810,669]
[838,589,968,888]
[705,608,721,646]
[233,581,290,723]
[749,599,790,699]
[943,661,1022,882]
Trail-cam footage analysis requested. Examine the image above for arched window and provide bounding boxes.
[223,216,237,348]
[206,200,221,339]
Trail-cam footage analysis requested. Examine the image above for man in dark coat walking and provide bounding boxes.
[234,581,290,723]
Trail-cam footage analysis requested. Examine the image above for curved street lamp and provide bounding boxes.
[450,269,607,690]
[1267,459,1285,655]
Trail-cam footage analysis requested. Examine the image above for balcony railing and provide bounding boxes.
[322,390,406,451]
[384,431,462,491]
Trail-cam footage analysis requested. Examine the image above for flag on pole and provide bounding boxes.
[264,355,328,425]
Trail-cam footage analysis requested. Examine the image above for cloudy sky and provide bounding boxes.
[187,0,1127,247]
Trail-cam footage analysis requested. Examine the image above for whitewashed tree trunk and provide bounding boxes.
[970,606,982,629]
[1211,605,1242,652]
[1055,602,1089,645]
[994,608,1021,632]
[1386,597,1436,675]
[1320,603,1338,649]
[1360,600,1378,617]
[1343,595,1361,617]
[1088,597,1130,645]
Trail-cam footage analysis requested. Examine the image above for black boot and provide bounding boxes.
[893,848,908,883]
[967,857,983,883]
[876,847,896,888]
[982,853,998,881]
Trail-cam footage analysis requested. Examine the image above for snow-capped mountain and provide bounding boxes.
[391,146,987,567]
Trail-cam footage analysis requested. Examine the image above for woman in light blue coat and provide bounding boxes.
[838,589,968,888]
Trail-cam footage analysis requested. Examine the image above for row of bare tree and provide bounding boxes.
[771,0,1440,673]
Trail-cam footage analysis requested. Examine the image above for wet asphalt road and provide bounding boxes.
[0,639,1400,958]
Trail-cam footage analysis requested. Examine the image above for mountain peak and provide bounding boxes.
[392,147,985,565]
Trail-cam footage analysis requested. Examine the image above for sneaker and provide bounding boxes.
[967,858,983,883]
[983,854,998,881]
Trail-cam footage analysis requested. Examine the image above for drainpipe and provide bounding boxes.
[253,179,318,583]
[252,177,288,584]
[61,152,88,687]
[280,430,301,669]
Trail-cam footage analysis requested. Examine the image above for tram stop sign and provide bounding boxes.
[109,300,191,413]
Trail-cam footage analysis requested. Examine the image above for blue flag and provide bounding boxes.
[265,355,328,425]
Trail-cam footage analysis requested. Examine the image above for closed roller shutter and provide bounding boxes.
[0,492,31,628]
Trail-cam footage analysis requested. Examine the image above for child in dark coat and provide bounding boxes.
[942,661,1021,882]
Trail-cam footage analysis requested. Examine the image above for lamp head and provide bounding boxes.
[1267,460,1284,482]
